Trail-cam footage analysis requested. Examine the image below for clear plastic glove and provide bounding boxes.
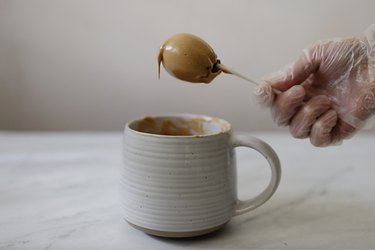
[255,24,375,147]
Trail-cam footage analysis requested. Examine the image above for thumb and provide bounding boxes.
[253,82,275,107]
[265,47,320,92]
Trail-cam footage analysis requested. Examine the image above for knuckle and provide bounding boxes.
[310,136,330,147]
[289,124,309,139]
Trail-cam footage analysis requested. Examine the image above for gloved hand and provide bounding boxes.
[255,24,375,147]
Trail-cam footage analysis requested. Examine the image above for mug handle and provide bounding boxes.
[230,132,281,216]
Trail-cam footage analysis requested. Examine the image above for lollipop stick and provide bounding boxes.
[217,63,281,95]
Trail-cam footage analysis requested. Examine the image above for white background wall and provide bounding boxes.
[0,0,374,131]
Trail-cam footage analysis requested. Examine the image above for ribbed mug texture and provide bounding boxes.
[122,128,236,233]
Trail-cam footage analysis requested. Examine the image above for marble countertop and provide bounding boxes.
[0,131,374,249]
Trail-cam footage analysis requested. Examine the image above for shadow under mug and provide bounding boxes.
[122,114,281,238]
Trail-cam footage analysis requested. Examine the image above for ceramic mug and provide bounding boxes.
[122,114,281,238]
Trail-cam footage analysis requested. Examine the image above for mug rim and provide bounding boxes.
[125,113,231,138]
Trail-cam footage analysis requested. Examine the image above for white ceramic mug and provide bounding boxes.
[122,114,281,238]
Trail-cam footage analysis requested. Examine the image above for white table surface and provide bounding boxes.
[0,131,374,249]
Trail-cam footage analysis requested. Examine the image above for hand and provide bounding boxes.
[255,24,375,147]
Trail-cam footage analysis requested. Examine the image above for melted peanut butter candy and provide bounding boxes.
[159,120,193,136]
[157,33,222,83]
[136,116,207,136]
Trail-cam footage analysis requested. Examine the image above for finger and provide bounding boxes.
[265,47,320,92]
[272,85,305,126]
[289,95,332,138]
[310,110,337,147]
